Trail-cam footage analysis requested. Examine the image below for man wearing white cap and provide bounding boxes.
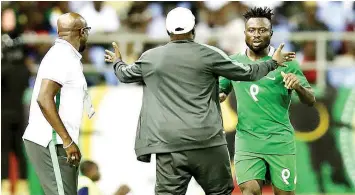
[105,7,295,195]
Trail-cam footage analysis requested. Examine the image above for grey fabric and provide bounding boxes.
[113,40,277,162]
[24,139,78,195]
[155,145,234,195]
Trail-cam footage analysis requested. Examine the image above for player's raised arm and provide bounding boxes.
[105,42,143,83]
[206,43,295,81]
[281,61,316,106]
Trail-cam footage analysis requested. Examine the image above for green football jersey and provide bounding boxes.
[219,50,311,155]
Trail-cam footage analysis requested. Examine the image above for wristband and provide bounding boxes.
[63,140,74,149]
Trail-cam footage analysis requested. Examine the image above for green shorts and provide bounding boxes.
[234,151,296,191]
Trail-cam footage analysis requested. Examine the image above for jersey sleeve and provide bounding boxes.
[200,44,277,81]
[113,51,148,83]
[219,76,232,95]
[286,60,311,88]
[41,56,70,86]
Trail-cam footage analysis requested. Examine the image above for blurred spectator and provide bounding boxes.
[78,160,130,195]
[146,3,167,39]
[79,1,120,34]
[79,1,120,85]
[78,160,102,195]
[317,2,351,32]
[195,1,246,54]
[270,10,293,53]
[292,1,334,60]
[195,1,228,46]
[69,1,90,13]
[120,2,151,33]
[333,42,355,67]
[316,1,354,54]
[1,6,30,195]
[217,2,246,54]
[292,1,335,83]
[23,4,52,34]
[88,45,119,86]
[49,1,71,33]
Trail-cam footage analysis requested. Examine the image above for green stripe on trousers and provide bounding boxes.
[49,90,65,195]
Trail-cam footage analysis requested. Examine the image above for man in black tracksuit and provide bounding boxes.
[105,7,295,195]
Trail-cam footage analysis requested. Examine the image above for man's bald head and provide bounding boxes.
[56,12,90,53]
[57,12,86,33]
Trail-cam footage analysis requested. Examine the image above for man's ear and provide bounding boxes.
[270,30,273,37]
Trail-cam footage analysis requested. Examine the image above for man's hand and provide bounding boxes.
[115,184,131,195]
[272,43,296,66]
[105,42,121,63]
[281,71,300,89]
[219,93,228,103]
[63,138,81,167]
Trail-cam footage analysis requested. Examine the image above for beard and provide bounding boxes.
[78,44,86,53]
[246,39,270,54]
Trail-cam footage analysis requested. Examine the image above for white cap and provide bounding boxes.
[166,7,195,35]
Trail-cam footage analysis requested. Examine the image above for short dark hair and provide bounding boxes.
[80,160,97,175]
[243,7,274,22]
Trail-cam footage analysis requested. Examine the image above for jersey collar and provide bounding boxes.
[55,38,82,60]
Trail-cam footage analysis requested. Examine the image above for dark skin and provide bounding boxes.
[246,18,315,106]
[220,18,315,195]
[85,164,101,182]
[220,18,315,106]
[37,13,90,166]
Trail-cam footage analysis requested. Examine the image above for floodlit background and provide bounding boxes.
[1,1,355,195]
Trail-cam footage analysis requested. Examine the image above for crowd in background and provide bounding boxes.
[2,1,355,86]
[1,1,355,194]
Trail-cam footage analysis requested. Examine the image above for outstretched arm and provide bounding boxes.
[105,42,143,83]
[206,43,295,81]
[112,60,143,83]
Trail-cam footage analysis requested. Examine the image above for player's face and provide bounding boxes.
[79,21,90,53]
[245,18,272,53]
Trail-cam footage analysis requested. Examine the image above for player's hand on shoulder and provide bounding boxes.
[219,93,228,103]
[105,42,122,63]
[272,43,296,67]
[281,71,300,90]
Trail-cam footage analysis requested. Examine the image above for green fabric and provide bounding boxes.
[220,53,311,154]
[234,151,296,191]
[52,91,61,144]
[295,86,355,193]
[48,141,65,195]
[49,90,65,195]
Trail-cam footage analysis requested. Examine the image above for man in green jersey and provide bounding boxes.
[219,7,316,195]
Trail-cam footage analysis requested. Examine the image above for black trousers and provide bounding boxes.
[155,145,234,195]
[1,118,27,179]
